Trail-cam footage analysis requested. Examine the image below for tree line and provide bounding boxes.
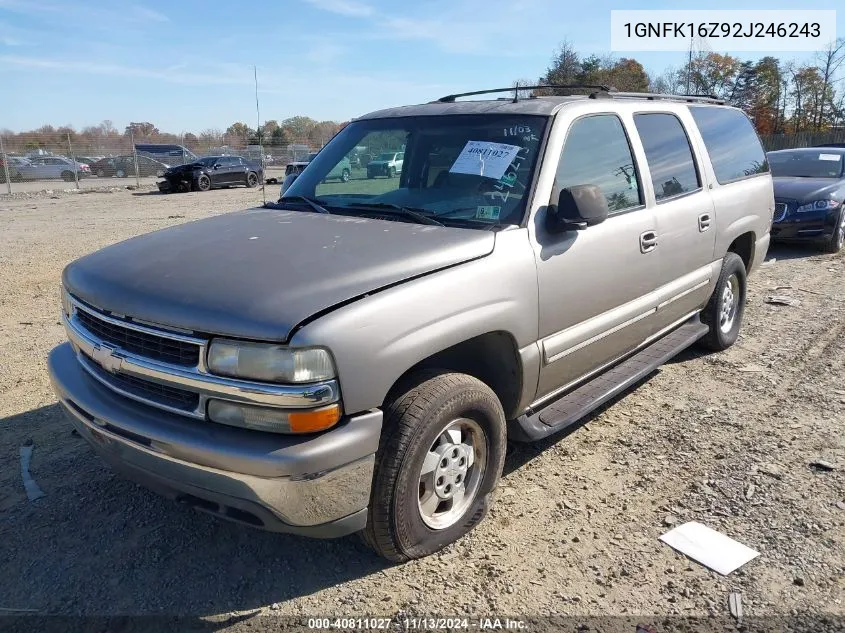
[537,39,845,135]
[4,39,845,156]
[0,117,346,157]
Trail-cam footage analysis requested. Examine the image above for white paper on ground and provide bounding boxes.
[19,445,45,501]
[449,141,521,180]
[659,521,759,575]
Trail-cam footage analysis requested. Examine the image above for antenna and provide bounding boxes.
[254,64,266,205]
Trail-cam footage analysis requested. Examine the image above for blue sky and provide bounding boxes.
[1,0,842,133]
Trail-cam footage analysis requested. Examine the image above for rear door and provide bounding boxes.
[631,111,717,328]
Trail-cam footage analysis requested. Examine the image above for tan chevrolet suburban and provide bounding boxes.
[50,85,773,561]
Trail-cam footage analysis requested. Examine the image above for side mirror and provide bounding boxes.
[213,163,222,170]
[546,184,610,233]
[280,172,299,195]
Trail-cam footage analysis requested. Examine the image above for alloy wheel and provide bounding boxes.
[719,273,740,334]
[417,418,487,530]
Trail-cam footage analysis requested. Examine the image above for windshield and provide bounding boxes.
[769,151,844,178]
[282,114,547,227]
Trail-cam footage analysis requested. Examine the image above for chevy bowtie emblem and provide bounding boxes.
[92,343,122,373]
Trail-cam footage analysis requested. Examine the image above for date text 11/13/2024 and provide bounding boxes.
[306,618,528,630]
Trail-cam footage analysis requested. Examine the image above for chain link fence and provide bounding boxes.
[0,126,325,195]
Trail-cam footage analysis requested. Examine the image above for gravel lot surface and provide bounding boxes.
[0,187,842,628]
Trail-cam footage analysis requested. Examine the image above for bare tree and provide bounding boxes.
[814,38,845,130]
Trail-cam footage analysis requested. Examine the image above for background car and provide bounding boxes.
[17,156,91,181]
[73,156,101,166]
[90,155,170,178]
[768,147,845,253]
[366,151,403,178]
[0,156,32,182]
[159,155,263,193]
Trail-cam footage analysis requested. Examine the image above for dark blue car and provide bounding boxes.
[768,147,845,253]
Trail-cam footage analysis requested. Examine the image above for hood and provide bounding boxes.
[772,177,843,203]
[63,208,495,342]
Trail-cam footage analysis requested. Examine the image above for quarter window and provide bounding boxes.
[689,106,768,183]
[555,115,642,214]
[633,113,700,201]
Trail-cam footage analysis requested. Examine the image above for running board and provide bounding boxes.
[510,318,709,442]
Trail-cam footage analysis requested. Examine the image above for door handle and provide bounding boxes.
[640,230,658,253]
[698,213,712,232]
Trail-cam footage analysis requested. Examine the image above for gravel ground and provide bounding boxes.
[0,187,843,628]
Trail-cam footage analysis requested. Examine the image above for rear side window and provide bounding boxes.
[555,114,642,213]
[633,113,701,201]
[689,106,769,184]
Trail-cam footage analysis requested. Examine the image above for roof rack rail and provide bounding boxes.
[435,85,726,105]
[436,84,612,103]
[601,91,726,105]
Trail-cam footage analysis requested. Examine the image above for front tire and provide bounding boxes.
[699,252,746,351]
[196,174,211,192]
[340,168,350,183]
[822,209,845,253]
[246,172,259,188]
[61,170,74,182]
[363,371,506,562]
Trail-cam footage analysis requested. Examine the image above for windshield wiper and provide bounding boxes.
[345,202,444,226]
[277,195,330,214]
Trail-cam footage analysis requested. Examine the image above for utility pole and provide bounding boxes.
[67,133,79,189]
[686,35,694,93]
[0,135,11,194]
[254,64,266,205]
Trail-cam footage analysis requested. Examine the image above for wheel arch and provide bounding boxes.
[726,231,755,271]
[383,331,524,420]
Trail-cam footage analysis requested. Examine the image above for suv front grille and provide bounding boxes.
[83,353,200,412]
[773,202,788,222]
[76,308,200,367]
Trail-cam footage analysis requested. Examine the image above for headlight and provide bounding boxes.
[796,199,840,213]
[207,399,341,434]
[207,339,336,383]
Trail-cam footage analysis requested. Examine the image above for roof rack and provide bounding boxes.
[436,85,612,103]
[608,91,725,105]
[435,85,725,105]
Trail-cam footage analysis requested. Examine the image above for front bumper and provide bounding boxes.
[49,343,382,538]
[771,208,840,242]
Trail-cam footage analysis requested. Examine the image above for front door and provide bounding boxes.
[532,113,662,400]
[211,157,235,185]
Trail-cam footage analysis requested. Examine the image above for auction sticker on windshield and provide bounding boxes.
[450,141,521,179]
[819,153,840,161]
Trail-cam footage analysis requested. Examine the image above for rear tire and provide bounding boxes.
[699,252,746,351]
[246,172,259,188]
[362,371,506,562]
[97,169,107,178]
[116,169,126,178]
[61,171,74,182]
[196,175,211,192]
[822,209,845,253]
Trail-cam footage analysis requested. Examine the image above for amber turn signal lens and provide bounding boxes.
[288,404,342,434]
